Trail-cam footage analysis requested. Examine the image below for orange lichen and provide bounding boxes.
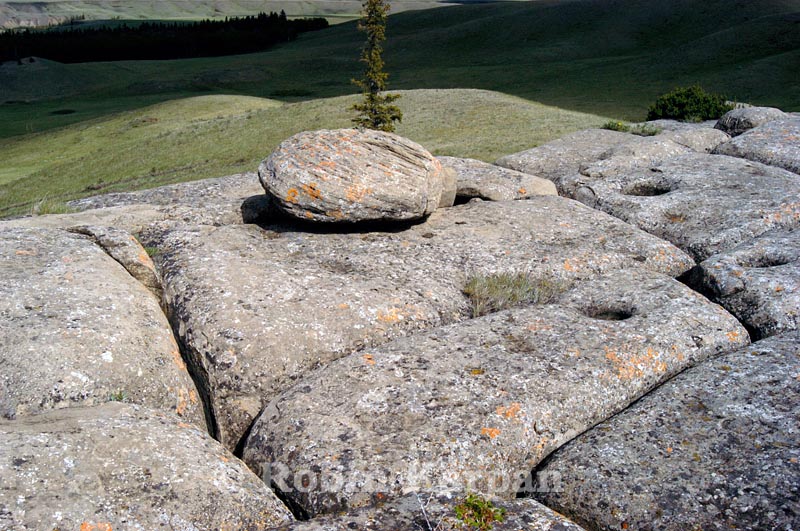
[605,346,667,381]
[517,188,527,195]
[338,303,350,310]
[171,349,187,371]
[563,259,575,272]
[481,427,501,439]
[15,249,36,256]
[346,185,371,202]
[496,402,522,420]
[80,524,112,531]
[176,388,190,415]
[377,308,403,324]
[363,354,376,365]
[301,183,323,200]
[727,330,743,342]
[326,209,344,219]
[304,211,314,219]
[285,188,299,204]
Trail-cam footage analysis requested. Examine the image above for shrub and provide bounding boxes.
[454,493,506,531]
[646,85,733,122]
[602,120,630,132]
[462,272,568,317]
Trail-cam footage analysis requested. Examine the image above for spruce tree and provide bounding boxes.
[351,0,402,132]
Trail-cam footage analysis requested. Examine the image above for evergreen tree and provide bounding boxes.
[351,0,402,132]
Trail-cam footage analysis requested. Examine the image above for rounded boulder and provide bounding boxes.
[259,129,444,223]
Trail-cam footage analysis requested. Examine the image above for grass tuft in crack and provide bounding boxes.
[463,272,569,317]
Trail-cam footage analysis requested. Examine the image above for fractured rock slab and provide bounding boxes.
[532,331,800,531]
[687,227,799,339]
[437,156,556,201]
[260,129,444,223]
[714,106,789,137]
[0,227,205,428]
[242,268,748,516]
[714,118,800,175]
[0,403,293,530]
[274,492,586,530]
[577,136,692,179]
[656,127,730,153]
[156,197,694,450]
[495,129,632,188]
[561,153,800,261]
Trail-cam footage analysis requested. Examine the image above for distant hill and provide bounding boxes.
[0,90,609,217]
[0,0,463,29]
[1,0,798,137]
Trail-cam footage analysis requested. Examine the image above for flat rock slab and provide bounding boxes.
[2,173,271,235]
[156,197,694,450]
[0,403,293,530]
[437,156,556,201]
[577,136,692,181]
[495,129,633,188]
[260,129,444,223]
[0,227,205,428]
[274,492,586,530]
[687,227,799,339]
[656,127,730,153]
[715,106,789,137]
[242,268,748,516]
[560,153,800,261]
[532,331,800,531]
[713,118,800,175]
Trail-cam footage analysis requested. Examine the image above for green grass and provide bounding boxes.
[0,90,609,217]
[462,272,570,317]
[2,0,797,138]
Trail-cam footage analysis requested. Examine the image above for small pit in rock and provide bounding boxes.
[623,182,673,197]
[584,307,635,321]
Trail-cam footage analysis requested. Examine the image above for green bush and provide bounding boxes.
[454,493,506,531]
[646,85,734,122]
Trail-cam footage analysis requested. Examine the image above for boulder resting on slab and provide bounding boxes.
[260,129,445,223]
[686,227,799,339]
[714,106,789,137]
[0,227,205,429]
[437,155,556,201]
[532,331,800,531]
[273,492,586,530]
[561,153,800,261]
[155,197,694,450]
[0,403,293,530]
[713,118,800,175]
[242,268,748,516]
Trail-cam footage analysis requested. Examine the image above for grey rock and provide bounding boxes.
[578,137,692,179]
[713,118,800,175]
[0,227,205,428]
[67,225,163,300]
[3,173,270,234]
[156,197,694,450]
[714,106,789,136]
[0,403,293,530]
[275,492,586,531]
[561,153,800,261]
[532,331,800,531]
[687,228,799,339]
[495,129,632,189]
[657,127,730,153]
[242,268,748,516]
[437,156,556,201]
[260,129,444,223]
[438,166,458,208]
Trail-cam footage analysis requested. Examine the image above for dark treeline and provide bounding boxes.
[0,12,329,64]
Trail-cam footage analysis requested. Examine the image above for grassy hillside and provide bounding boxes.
[2,0,798,138]
[0,90,609,217]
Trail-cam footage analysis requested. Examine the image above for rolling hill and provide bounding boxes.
[0,90,609,217]
[1,0,798,138]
